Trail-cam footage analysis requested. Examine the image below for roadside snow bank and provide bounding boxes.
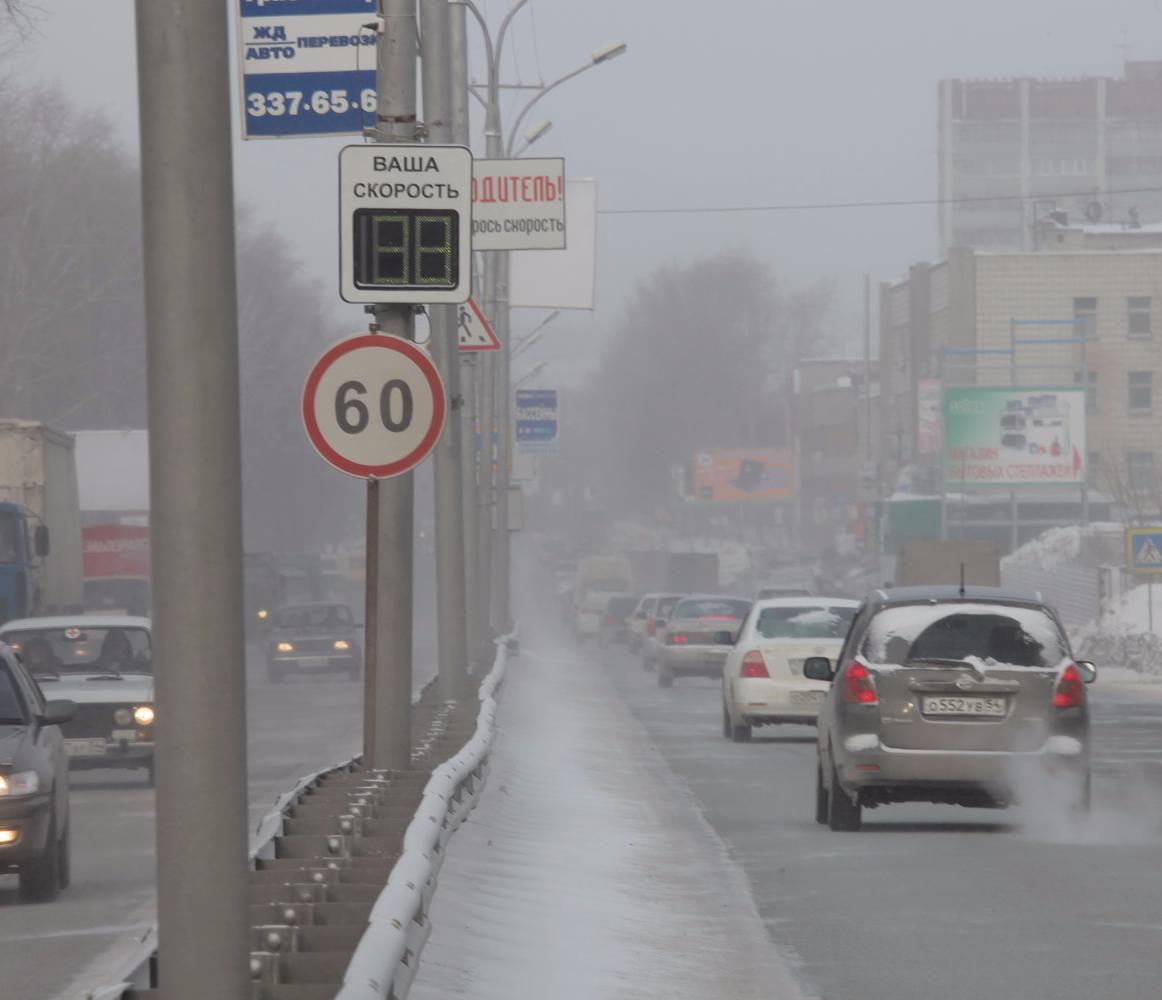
[408,642,805,1000]
[1074,583,1162,676]
[1002,522,1123,573]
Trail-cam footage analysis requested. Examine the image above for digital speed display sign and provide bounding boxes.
[339,144,472,304]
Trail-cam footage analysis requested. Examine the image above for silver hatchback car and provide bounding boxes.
[806,587,1096,831]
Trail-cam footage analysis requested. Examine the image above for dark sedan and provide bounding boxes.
[0,643,75,901]
[267,603,363,683]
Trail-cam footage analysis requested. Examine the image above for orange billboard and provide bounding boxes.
[691,449,793,502]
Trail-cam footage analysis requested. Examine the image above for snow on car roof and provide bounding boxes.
[753,597,860,610]
[0,615,151,632]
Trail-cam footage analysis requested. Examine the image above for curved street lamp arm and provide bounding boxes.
[505,61,591,155]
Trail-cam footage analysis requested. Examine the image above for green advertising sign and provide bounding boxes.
[944,386,1086,488]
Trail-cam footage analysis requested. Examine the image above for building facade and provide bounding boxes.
[939,61,1162,254]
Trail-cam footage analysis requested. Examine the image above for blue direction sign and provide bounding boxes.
[515,389,558,452]
[236,0,377,139]
[1127,528,1162,574]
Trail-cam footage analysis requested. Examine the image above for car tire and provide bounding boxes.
[1071,770,1092,816]
[20,814,62,903]
[828,760,861,832]
[56,818,71,890]
[730,720,752,743]
[815,760,829,825]
[657,666,674,688]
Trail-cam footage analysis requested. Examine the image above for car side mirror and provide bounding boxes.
[714,630,735,646]
[42,699,76,726]
[803,657,834,682]
[1076,660,1097,684]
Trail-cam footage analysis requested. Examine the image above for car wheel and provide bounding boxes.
[657,666,674,688]
[1071,770,1092,816]
[815,760,830,825]
[56,818,71,889]
[19,814,62,902]
[730,720,752,743]
[828,760,862,832]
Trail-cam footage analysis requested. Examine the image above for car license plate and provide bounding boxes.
[65,738,108,757]
[921,696,1007,717]
[298,657,329,669]
[112,729,139,742]
[789,690,826,705]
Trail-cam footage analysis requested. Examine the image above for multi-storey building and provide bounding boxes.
[938,61,1162,254]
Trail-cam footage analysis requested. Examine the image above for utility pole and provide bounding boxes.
[492,250,512,632]
[476,254,497,643]
[367,0,418,769]
[449,1,479,662]
[134,0,249,996]
[420,0,470,698]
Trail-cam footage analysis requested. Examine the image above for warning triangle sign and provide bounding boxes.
[458,298,501,352]
[1137,537,1162,567]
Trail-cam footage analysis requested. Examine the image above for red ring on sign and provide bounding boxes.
[302,334,447,479]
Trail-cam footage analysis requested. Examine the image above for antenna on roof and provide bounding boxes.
[959,563,966,598]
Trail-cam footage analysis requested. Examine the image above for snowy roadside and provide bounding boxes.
[408,637,806,1000]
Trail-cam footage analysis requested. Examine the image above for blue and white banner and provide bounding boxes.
[515,388,559,453]
[237,0,377,138]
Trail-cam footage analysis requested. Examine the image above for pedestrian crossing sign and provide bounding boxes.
[1127,528,1162,574]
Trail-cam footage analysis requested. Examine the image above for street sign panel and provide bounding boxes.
[515,388,558,453]
[472,158,567,251]
[339,145,473,304]
[458,297,501,352]
[1127,528,1162,575]
[236,0,377,139]
[302,335,446,478]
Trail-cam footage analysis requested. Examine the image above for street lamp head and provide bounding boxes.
[525,121,553,145]
[591,41,627,64]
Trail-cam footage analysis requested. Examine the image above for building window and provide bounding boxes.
[1073,297,1097,339]
[1073,370,1098,414]
[1129,371,1154,414]
[1128,297,1152,338]
[1128,451,1156,496]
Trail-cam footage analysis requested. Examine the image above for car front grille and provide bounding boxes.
[64,704,125,739]
[277,637,343,655]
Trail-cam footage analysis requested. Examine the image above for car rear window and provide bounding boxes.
[672,598,751,621]
[606,596,640,616]
[657,596,681,618]
[756,605,856,639]
[862,603,1068,669]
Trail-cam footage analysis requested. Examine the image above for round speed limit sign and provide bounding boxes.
[302,335,447,479]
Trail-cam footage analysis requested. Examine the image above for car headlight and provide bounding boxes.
[0,771,39,796]
[276,642,294,653]
[133,705,155,726]
[257,609,269,620]
[334,640,350,651]
[115,708,133,726]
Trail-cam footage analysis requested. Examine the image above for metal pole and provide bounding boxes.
[863,271,872,460]
[420,0,469,698]
[449,0,479,663]
[492,249,512,632]
[134,0,249,995]
[476,257,496,643]
[363,480,380,762]
[369,0,418,770]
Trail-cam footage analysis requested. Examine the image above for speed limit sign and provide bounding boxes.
[302,335,447,479]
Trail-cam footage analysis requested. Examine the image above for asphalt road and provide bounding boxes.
[0,600,438,1000]
[597,634,1162,1000]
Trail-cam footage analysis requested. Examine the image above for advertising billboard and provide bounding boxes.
[944,387,1086,488]
[916,378,942,456]
[691,449,793,502]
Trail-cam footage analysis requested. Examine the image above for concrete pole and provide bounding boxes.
[369,0,418,770]
[420,0,470,698]
[449,0,479,663]
[133,0,249,996]
[476,256,496,643]
[492,249,512,631]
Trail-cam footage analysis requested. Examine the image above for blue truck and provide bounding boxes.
[0,421,83,624]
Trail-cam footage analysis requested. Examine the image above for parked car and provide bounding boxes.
[655,596,752,688]
[0,616,156,786]
[807,586,1095,831]
[639,593,685,671]
[0,641,74,901]
[599,595,641,647]
[267,602,363,683]
[722,598,859,742]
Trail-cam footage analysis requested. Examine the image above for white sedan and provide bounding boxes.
[721,598,859,742]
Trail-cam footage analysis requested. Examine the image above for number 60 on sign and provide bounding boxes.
[302,335,447,479]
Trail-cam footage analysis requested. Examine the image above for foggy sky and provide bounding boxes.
[15,0,1162,382]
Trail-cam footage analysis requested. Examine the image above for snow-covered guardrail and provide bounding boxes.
[335,638,509,1000]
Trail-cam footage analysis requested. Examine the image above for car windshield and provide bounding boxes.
[606,596,639,616]
[672,598,751,621]
[0,665,27,724]
[275,605,352,629]
[4,626,153,676]
[862,603,1068,668]
[756,605,856,639]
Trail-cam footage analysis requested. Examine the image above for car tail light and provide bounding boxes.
[668,633,689,645]
[841,660,878,705]
[1053,663,1086,709]
[740,650,769,678]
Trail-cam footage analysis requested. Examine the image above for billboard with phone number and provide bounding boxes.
[691,449,793,502]
[944,386,1086,488]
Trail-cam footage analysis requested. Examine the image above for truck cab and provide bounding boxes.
[0,502,48,623]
